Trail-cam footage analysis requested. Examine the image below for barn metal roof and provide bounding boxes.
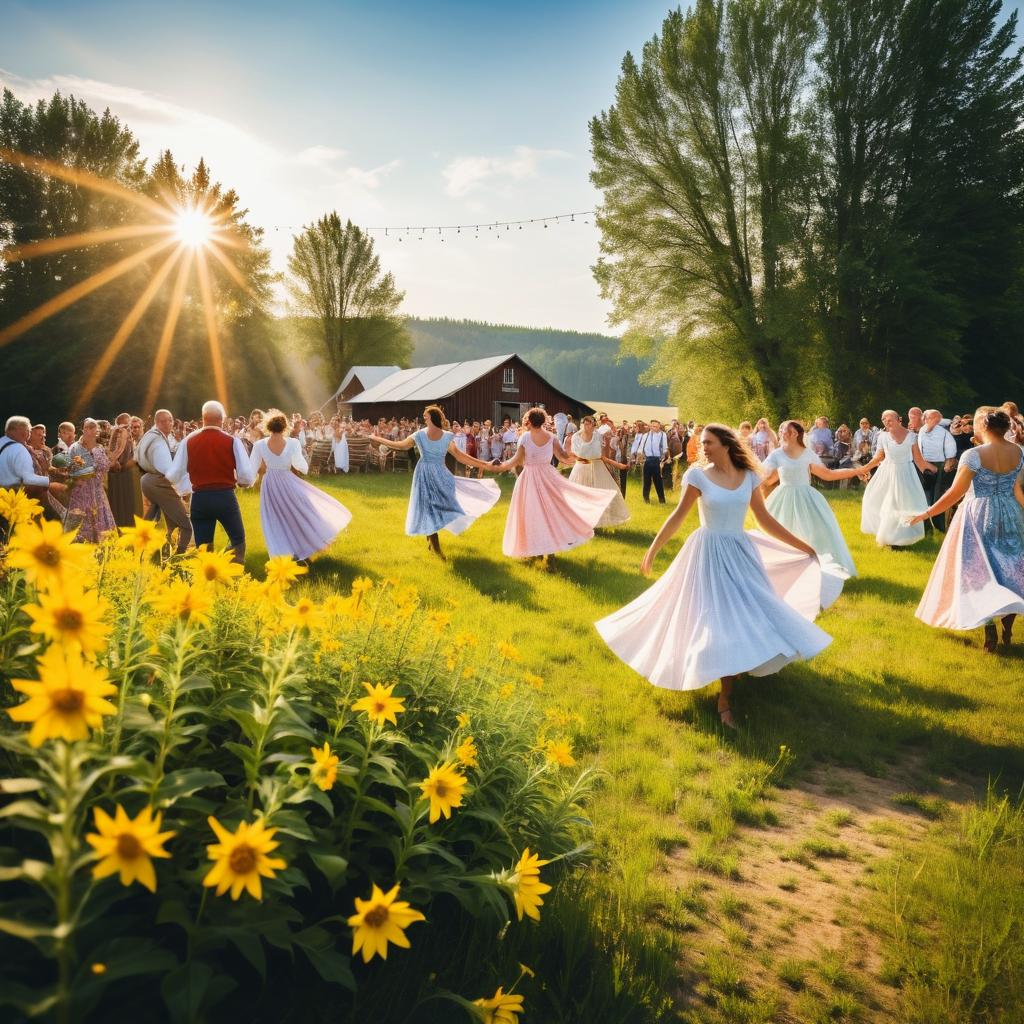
[330,365,402,400]
[346,354,513,404]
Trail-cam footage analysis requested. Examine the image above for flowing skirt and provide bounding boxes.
[916,495,1024,630]
[107,468,140,528]
[65,477,116,544]
[766,483,856,577]
[568,459,630,527]
[258,469,351,560]
[503,463,617,557]
[333,436,349,473]
[861,459,927,546]
[406,461,500,536]
[596,528,836,691]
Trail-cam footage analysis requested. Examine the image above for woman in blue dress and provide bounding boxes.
[370,405,502,559]
[912,408,1024,652]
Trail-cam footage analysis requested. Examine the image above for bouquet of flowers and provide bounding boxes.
[69,454,95,480]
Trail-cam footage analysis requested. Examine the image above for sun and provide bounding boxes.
[174,206,214,248]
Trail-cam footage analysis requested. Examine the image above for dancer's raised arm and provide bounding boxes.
[370,433,415,451]
[749,486,816,557]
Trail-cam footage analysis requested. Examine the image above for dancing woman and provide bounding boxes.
[249,410,352,560]
[912,408,1024,652]
[596,424,840,729]
[760,420,866,577]
[568,415,630,528]
[859,409,933,547]
[65,418,125,543]
[370,405,501,560]
[751,418,778,462]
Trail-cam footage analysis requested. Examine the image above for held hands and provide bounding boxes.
[906,512,928,526]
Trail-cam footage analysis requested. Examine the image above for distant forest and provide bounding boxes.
[404,318,667,405]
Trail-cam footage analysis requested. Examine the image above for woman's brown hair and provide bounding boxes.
[778,419,806,448]
[263,409,288,434]
[423,404,449,429]
[526,407,546,428]
[702,423,762,473]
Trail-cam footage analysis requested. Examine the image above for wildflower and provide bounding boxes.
[310,742,339,791]
[524,673,545,690]
[118,516,167,557]
[543,738,576,768]
[8,646,117,746]
[320,593,349,619]
[185,546,244,585]
[90,963,107,975]
[507,848,552,922]
[454,631,478,650]
[5,518,93,587]
[86,804,174,892]
[145,579,214,626]
[518,963,535,979]
[418,761,468,824]
[23,583,111,655]
[281,596,322,631]
[264,555,307,589]
[462,667,475,680]
[0,486,43,529]
[456,712,471,730]
[497,641,520,662]
[499,684,514,700]
[456,736,479,768]
[203,816,286,901]
[427,610,451,634]
[351,682,405,727]
[473,987,525,1024]
[347,883,425,962]
[350,576,373,605]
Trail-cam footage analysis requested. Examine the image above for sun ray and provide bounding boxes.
[205,239,256,296]
[195,247,229,409]
[1,223,172,263]
[71,246,186,420]
[144,250,195,413]
[0,148,172,221]
[0,236,178,349]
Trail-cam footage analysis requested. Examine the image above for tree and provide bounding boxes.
[287,213,411,387]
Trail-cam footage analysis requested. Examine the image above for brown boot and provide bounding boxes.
[1002,614,1016,647]
[984,624,998,653]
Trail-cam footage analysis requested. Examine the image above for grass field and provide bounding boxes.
[233,468,1024,1023]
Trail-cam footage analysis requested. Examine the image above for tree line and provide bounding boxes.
[591,0,1024,423]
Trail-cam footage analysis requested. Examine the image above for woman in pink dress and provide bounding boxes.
[64,418,122,543]
[499,407,617,565]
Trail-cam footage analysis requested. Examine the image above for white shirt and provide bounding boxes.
[632,431,667,458]
[501,428,517,443]
[136,428,175,477]
[918,424,956,462]
[0,437,49,488]
[55,438,72,455]
[167,428,256,489]
[596,422,612,436]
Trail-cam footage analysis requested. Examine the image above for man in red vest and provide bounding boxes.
[167,400,255,563]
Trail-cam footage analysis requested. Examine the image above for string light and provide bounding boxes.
[270,209,595,234]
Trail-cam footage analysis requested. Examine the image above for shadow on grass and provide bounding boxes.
[451,556,541,608]
[553,554,641,596]
[847,575,923,604]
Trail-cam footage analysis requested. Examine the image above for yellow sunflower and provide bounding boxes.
[455,736,479,769]
[8,646,117,746]
[350,576,373,605]
[418,761,468,824]
[23,583,111,654]
[0,486,43,528]
[456,712,471,730]
[347,883,425,962]
[264,555,307,590]
[310,741,339,791]
[543,739,576,768]
[202,816,286,901]
[281,597,322,631]
[86,804,175,892]
[473,986,525,1024]
[350,682,405,727]
[118,516,167,557]
[523,673,545,691]
[426,610,451,634]
[507,848,552,922]
[496,641,520,662]
[5,518,93,587]
[185,546,244,585]
[145,579,214,627]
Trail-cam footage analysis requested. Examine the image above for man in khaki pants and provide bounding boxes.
[137,408,192,553]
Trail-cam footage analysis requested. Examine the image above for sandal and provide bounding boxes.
[717,700,738,731]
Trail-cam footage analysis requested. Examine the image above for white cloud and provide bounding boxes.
[343,158,401,190]
[296,145,348,167]
[442,145,569,197]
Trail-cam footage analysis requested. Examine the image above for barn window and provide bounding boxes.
[503,367,516,386]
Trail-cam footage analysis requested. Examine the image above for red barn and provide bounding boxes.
[338,353,594,424]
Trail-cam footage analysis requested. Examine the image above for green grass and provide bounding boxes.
[229,472,1024,1020]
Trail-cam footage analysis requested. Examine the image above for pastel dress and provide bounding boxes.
[250,437,351,559]
[763,447,856,577]
[503,432,617,557]
[916,447,1024,630]
[64,443,116,543]
[406,429,500,536]
[568,432,630,528]
[333,433,349,473]
[860,431,928,546]
[596,466,837,691]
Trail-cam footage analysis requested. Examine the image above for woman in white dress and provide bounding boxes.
[569,416,630,528]
[760,421,866,577]
[751,418,778,463]
[596,424,839,728]
[331,418,350,473]
[249,410,352,560]
[860,409,934,547]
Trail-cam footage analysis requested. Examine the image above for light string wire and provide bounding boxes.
[269,209,595,236]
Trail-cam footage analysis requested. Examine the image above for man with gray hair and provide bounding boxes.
[167,400,255,563]
[137,408,192,554]
[0,415,67,541]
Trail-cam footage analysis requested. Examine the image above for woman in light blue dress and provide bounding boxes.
[912,408,1024,652]
[370,405,502,559]
[759,421,867,578]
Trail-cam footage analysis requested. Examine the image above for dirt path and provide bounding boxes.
[661,762,978,1022]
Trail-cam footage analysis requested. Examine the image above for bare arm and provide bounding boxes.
[911,442,935,474]
[749,486,817,557]
[760,468,780,490]
[640,484,700,575]
[809,462,869,482]
[496,445,527,473]
[909,464,976,524]
[861,447,886,472]
[370,433,415,451]
[552,438,575,465]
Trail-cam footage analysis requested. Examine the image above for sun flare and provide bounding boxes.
[173,206,215,248]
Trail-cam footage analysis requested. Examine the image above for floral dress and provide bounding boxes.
[64,442,116,543]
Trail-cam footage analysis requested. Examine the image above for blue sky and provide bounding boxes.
[1,0,1022,332]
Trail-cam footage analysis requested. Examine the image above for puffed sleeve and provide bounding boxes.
[233,436,257,487]
[248,439,265,478]
[761,449,780,471]
[290,437,309,474]
[681,465,705,491]
[959,447,981,473]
